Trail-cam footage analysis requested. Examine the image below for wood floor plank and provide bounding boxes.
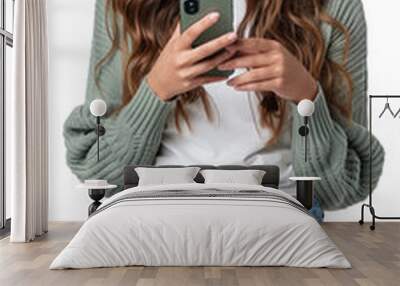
[0,222,399,286]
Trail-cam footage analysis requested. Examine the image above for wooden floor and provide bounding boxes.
[0,222,399,286]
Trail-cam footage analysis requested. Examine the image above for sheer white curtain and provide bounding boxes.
[10,0,48,242]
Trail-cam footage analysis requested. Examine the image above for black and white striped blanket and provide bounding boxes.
[91,188,309,217]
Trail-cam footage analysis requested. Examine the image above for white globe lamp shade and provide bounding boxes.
[297,99,315,117]
[90,99,107,117]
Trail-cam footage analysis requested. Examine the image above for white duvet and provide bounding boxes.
[50,183,350,269]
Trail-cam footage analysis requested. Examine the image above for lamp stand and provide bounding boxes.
[298,117,310,163]
[95,116,106,162]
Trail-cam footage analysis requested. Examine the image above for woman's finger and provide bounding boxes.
[219,53,275,70]
[234,79,282,92]
[227,67,279,87]
[179,13,220,48]
[188,32,237,64]
[227,38,280,54]
[171,23,181,40]
[187,49,235,77]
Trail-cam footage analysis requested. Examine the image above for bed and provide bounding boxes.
[50,165,350,269]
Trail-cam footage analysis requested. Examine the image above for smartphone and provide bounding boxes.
[180,0,234,78]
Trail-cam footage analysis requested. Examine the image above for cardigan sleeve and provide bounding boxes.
[291,0,385,210]
[63,0,172,185]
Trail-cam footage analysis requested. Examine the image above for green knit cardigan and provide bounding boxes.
[64,0,385,210]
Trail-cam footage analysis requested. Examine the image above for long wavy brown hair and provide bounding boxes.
[98,0,352,144]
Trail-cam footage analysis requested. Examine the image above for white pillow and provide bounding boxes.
[200,169,266,185]
[135,167,200,186]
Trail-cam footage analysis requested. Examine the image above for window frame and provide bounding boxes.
[0,0,14,234]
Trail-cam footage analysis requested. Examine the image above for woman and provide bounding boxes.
[64,0,384,216]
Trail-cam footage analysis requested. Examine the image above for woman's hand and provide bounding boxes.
[219,39,318,103]
[147,13,237,101]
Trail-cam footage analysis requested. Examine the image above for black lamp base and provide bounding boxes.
[88,189,105,216]
[296,181,314,210]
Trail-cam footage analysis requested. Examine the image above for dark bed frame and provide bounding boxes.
[123,165,280,190]
[86,165,314,216]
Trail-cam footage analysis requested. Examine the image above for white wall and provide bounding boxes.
[48,0,95,221]
[48,0,400,222]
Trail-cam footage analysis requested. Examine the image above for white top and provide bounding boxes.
[77,184,117,190]
[77,180,117,189]
[289,177,322,182]
[156,0,296,195]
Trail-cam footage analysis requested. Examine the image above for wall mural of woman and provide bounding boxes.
[63,0,384,221]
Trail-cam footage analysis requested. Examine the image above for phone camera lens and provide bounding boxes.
[184,0,199,15]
